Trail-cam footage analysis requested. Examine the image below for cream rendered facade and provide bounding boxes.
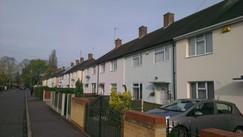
[62,73,70,88]
[69,71,83,88]
[83,66,98,94]
[47,77,56,87]
[125,44,174,104]
[98,58,125,95]
[176,21,243,113]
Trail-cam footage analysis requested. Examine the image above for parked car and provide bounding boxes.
[146,99,243,136]
[20,86,25,90]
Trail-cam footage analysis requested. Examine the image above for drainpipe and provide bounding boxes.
[97,65,99,94]
[172,40,176,100]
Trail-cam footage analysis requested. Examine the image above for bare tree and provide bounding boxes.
[48,49,57,72]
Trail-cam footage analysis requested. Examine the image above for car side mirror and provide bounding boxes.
[194,111,203,116]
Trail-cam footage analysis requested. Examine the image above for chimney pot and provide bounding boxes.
[115,38,122,48]
[71,62,74,67]
[80,57,84,63]
[139,26,147,38]
[62,66,65,70]
[76,59,79,65]
[88,53,93,59]
[164,12,174,27]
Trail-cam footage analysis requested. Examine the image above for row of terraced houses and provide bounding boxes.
[42,0,243,113]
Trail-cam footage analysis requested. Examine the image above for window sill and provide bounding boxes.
[186,52,213,59]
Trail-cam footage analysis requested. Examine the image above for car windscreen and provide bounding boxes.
[160,100,196,112]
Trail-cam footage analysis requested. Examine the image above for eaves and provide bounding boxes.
[174,16,243,41]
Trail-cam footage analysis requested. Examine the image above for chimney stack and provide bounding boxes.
[76,59,79,65]
[164,12,174,28]
[62,66,65,70]
[88,53,93,59]
[71,62,74,67]
[115,38,122,48]
[80,57,84,63]
[139,26,147,38]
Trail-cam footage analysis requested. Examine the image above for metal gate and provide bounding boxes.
[85,96,122,137]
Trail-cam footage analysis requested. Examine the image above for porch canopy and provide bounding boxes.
[149,81,170,84]
[232,75,243,82]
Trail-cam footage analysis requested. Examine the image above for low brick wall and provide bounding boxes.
[123,110,166,137]
[201,128,243,137]
[71,97,90,130]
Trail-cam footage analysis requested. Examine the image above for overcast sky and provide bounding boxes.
[0,0,223,67]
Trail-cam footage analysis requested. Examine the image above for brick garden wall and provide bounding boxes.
[123,110,167,137]
[71,98,90,129]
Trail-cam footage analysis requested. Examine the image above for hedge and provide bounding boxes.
[33,86,75,100]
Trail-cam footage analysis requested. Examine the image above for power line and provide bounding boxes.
[195,0,208,12]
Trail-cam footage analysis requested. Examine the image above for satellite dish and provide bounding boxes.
[86,75,90,79]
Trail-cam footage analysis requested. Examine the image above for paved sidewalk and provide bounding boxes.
[0,90,26,137]
[26,92,88,137]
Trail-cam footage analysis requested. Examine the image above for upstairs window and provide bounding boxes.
[133,54,142,67]
[189,33,212,57]
[110,60,117,71]
[99,63,105,73]
[155,45,169,63]
[91,66,96,75]
[86,68,89,76]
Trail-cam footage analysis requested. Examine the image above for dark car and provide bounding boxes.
[20,86,25,90]
[147,99,243,135]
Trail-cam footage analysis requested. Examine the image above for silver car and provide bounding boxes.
[147,99,243,135]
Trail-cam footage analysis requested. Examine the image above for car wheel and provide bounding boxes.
[171,126,189,137]
[234,127,243,134]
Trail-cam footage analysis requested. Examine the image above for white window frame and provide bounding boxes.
[91,83,96,93]
[86,68,89,76]
[110,60,117,72]
[133,83,143,100]
[196,82,208,99]
[155,45,169,63]
[188,33,212,57]
[190,82,214,99]
[91,66,96,75]
[99,63,105,73]
[133,54,142,67]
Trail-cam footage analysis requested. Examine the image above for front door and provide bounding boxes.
[155,83,168,104]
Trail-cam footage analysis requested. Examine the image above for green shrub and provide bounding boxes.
[75,79,83,98]
[34,86,49,100]
[56,88,74,94]
[109,88,132,114]
[33,86,75,100]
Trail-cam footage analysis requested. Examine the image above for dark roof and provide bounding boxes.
[96,0,243,64]
[52,70,65,77]
[64,58,96,74]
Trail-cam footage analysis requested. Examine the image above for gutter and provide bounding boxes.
[97,65,99,94]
